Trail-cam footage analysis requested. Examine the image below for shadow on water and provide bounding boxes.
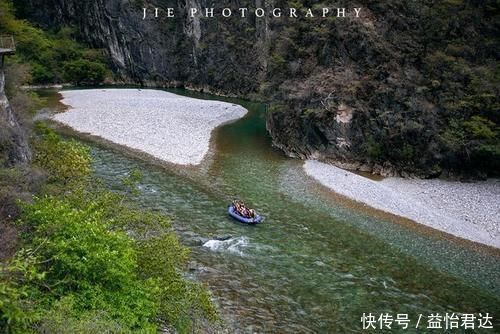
[42,88,500,333]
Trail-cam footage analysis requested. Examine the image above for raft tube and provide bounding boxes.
[228,205,263,224]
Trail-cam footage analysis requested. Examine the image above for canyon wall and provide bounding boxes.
[16,0,499,177]
[0,70,31,166]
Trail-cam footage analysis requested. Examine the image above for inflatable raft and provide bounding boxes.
[228,205,263,224]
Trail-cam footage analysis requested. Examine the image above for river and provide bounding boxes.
[41,89,500,333]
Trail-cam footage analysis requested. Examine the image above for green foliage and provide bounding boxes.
[363,137,384,161]
[4,63,32,95]
[137,236,219,332]
[121,169,144,197]
[19,196,159,331]
[30,63,55,83]
[269,53,287,75]
[37,296,126,334]
[0,249,44,332]
[33,125,91,183]
[62,59,106,86]
[399,144,415,161]
[2,127,218,333]
[418,1,500,174]
[462,116,496,140]
[1,187,217,333]
[0,0,108,85]
[441,115,499,171]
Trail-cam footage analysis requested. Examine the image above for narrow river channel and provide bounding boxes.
[43,89,500,333]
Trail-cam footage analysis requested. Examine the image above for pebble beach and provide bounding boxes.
[53,89,500,249]
[54,89,248,165]
[304,160,500,249]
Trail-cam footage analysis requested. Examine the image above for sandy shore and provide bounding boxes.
[304,160,500,248]
[54,89,248,165]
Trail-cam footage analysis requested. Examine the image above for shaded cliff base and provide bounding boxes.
[0,71,31,165]
[304,160,500,249]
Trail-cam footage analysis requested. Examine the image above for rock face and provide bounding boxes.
[0,70,31,166]
[16,0,499,177]
[18,0,268,96]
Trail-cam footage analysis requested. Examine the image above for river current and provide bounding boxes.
[45,89,499,333]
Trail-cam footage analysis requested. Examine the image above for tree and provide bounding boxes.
[62,59,106,86]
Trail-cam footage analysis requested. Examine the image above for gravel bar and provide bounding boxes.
[54,89,248,165]
[304,160,500,248]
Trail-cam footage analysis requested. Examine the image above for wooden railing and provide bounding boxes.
[0,36,15,52]
[0,36,15,67]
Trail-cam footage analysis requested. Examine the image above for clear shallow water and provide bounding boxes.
[51,89,499,333]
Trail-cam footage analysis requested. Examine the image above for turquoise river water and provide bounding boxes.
[46,89,499,333]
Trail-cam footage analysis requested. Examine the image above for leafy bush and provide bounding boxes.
[33,125,91,183]
[0,0,108,85]
[19,196,160,331]
[362,137,384,161]
[30,63,55,84]
[1,127,218,333]
[0,249,43,332]
[2,185,219,333]
[137,235,218,332]
[463,116,496,140]
[63,59,106,86]
[442,115,499,172]
[37,296,126,334]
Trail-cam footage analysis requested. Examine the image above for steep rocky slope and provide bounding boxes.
[15,0,499,177]
[0,70,31,166]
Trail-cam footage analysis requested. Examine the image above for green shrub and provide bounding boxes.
[1,183,218,333]
[30,63,55,84]
[20,196,159,331]
[137,235,219,332]
[0,249,45,333]
[63,59,106,86]
[1,0,109,85]
[37,296,126,334]
[462,115,496,140]
[363,137,384,161]
[33,125,91,183]
[269,53,287,75]
[2,127,219,333]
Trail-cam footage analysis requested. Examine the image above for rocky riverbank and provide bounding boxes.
[304,160,500,249]
[15,0,500,178]
[54,89,247,165]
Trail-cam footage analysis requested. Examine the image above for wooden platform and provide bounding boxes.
[0,36,16,67]
[0,48,15,56]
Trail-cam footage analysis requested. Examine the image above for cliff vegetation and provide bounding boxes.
[0,0,108,85]
[1,3,218,333]
[7,0,500,177]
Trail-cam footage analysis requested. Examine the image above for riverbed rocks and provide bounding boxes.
[304,160,500,248]
[53,89,248,165]
[16,0,499,177]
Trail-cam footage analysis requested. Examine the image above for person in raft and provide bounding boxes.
[232,200,256,218]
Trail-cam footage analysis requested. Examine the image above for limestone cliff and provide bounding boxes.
[17,0,269,95]
[16,0,499,177]
[0,70,31,166]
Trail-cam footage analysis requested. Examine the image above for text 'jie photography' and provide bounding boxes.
[143,6,363,20]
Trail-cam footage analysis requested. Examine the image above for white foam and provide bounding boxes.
[203,236,249,256]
